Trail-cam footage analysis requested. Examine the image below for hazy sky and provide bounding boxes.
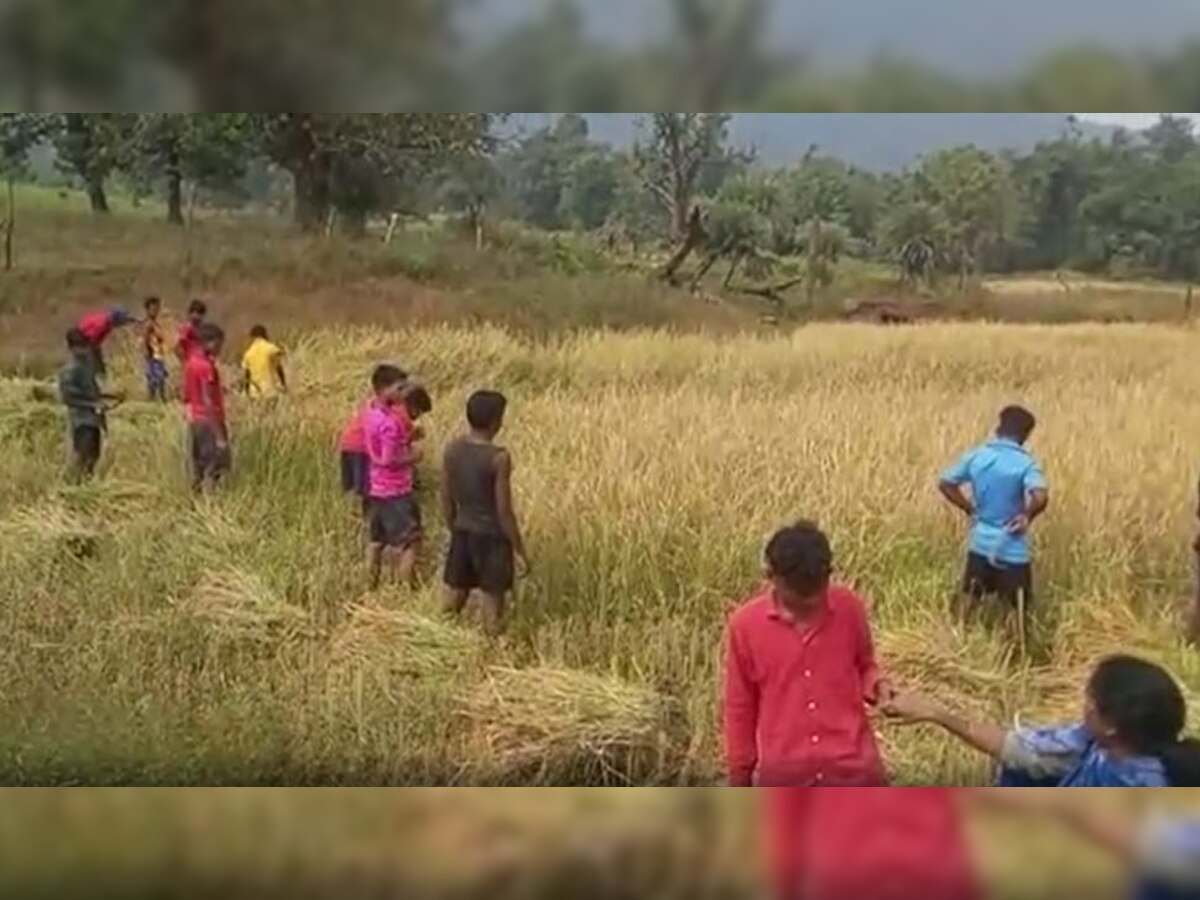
[1079,113,1200,129]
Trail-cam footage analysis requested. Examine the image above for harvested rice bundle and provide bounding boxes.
[330,604,481,681]
[464,665,683,782]
[180,569,313,643]
[0,502,101,559]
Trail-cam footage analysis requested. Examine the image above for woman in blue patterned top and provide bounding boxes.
[885,655,1200,787]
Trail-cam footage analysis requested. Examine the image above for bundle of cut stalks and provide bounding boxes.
[180,569,312,643]
[463,665,681,780]
[330,604,481,681]
[0,502,101,559]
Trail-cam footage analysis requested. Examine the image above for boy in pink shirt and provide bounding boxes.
[363,365,423,590]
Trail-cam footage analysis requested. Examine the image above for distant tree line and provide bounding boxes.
[4,110,1200,288]
[464,113,1200,286]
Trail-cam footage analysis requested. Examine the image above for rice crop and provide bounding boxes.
[0,321,1198,785]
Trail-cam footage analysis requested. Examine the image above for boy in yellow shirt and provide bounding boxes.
[241,324,288,399]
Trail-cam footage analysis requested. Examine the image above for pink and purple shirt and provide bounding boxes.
[363,400,413,499]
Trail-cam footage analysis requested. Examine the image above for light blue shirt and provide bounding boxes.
[941,437,1047,565]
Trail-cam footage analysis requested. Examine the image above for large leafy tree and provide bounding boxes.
[51,113,130,214]
[253,114,493,235]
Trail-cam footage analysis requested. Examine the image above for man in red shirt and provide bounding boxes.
[723,520,890,787]
[76,306,137,378]
[183,323,229,493]
[175,299,208,362]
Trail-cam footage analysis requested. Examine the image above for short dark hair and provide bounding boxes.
[66,327,90,350]
[144,296,161,311]
[371,364,406,393]
[765,521,833,596]
[198,323,225,345]
[466,390,507,431]
[187,299,208,317]
[1088,655,1200,786]
[997,405,1036,442]
[250,324,268,339]
[404,385,433,417]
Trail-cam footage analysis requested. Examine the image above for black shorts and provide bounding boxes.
[190,422,231,481]
[368,495,421,548]
[72,425,102,467]
[444,530,514,595]
[962,552,1033,607]
[340,451,368,495]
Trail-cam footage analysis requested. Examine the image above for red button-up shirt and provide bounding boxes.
[764,789,979,900]
[723,585,886,787]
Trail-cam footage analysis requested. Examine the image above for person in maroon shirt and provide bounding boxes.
[723,520,891,787]
[182,323,229,493]
[175,299,208,362]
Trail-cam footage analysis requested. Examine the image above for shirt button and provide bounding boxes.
[803,670,812,678]
[807,701,817,711]
[811,735,820,744]
[815,772,824,783]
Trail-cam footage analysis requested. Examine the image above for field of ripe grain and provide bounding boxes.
[1,322,1198,786]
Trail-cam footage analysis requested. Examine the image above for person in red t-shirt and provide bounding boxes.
[175,299,208,362]
[76,306,138,378]
[723,520,892,788]
[183,323,229,493]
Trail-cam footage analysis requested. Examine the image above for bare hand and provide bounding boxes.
[515,552,530,578]
[1007,513,1031,535]
[874,679,897,707]
[882,689,941,724]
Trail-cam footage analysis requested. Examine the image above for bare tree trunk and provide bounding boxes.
[473,201,485,250]
[293,153,331,233]
[3,176,13,272]
[660,206,706,284]
[723,253,743,289]
[86,178,110,214]
[689,251,721,292]
[166,146,184,226]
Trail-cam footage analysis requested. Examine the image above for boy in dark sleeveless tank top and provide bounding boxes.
[441,390,528,637]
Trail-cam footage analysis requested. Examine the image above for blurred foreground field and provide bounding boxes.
[0,789,1197,899]
[1,322,1198,786]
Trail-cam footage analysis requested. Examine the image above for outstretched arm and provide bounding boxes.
[885,690,1008,760]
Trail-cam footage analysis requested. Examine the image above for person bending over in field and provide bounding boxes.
[723,521,892,787]
[142,296,169,402]
[939,405,1048,620]
[76,305,138,380]
[885,654,1200,787]
[183,323,231,494]
[59,328,125,482]
[240,324,287,401]
[175,299,208,362]
[364,365,423,591]
[441,390,528,638]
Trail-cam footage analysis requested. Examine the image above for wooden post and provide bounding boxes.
[383,212,399,245]
[324,208,337,238]
[3,175,14,272]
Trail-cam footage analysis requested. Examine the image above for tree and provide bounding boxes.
[910,147,1021,286]
[633,113,737,242]
[51,114,129,214]
[0,113,52,270]
[253,114,493,235]
[126,114,253,224]
[437,154,503,249]
[559,148,621,232]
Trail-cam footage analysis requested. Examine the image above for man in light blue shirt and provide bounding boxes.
[939,405,1049,612]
